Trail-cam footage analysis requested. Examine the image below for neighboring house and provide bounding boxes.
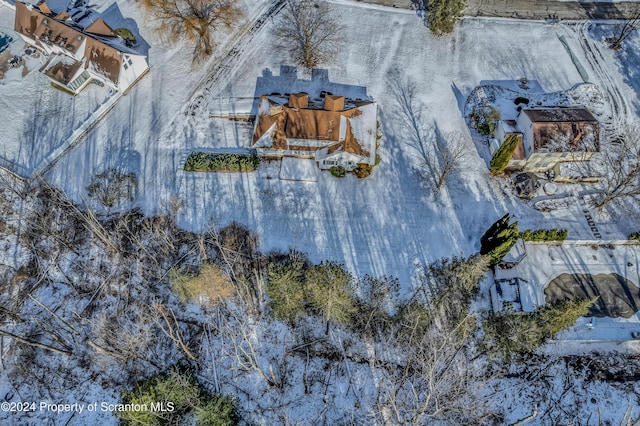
[14,0,149,95]
[491,107,600,172]
[251,93,377,170]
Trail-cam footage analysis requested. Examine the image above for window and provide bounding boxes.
[123,63,128,70]
[128,58,133,66]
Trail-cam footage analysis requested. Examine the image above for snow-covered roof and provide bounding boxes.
[39,52,83,85]
[499,119,520,134]
[14,1,148,89]
[252,94,377,162]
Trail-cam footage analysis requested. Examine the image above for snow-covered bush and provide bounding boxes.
[330,165,346,177]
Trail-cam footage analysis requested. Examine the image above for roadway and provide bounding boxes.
[352,0,640,20]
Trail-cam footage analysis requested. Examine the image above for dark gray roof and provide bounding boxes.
[523,107,598,123]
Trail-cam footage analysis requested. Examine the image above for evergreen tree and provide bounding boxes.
[266,258,307,324]
[484,297,597,360]
[119,366,240,425]
[540,297,597,337]
[480,213,519,266]
[353,275,399,337]
[490,134,519,174]
[428,254,490,327]
[306,261,356,334]
[427,0,466,35]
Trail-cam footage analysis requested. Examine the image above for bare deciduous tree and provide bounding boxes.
[372,313,488,425]
[425,131,468,192]
[389,71,467,192]
[142,0,242,63]
[606,6,640,50]
[589,123,640,209]
[273,0,344,69]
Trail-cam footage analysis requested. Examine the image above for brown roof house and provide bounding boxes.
[490,106,600,172]
[252,93,377,170]
[14,0,149,95]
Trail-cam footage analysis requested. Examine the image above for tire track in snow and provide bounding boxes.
[183,0,286,117]
[572,22,630,133]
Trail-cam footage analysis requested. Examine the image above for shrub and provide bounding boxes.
[490,134,519,174]
[513,97,529,105]
[330,165,346,177]
[426,0,466,35]
[477,122,495,136]
[471,106,500,136]
[629,232,640,241]
[520,229,568,242]
[119,366,240,426]
[375,153,382,166]
[115,28,136,47]
[86,168,137,208]
[353,163,373,178]
[184,152,260,172]
[170,263,235,306]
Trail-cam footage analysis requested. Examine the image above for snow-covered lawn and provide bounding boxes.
[0,3,113,175]
[1,2,639,286]
[3,2,640,425]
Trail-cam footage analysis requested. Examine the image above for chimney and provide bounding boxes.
[324,95,344,111]
[288,93,308,109]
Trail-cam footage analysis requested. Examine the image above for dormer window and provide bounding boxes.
[42,18,49,25]
[77,35,82,41]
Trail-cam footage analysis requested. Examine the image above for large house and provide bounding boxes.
[14,0,149,95]
[251,93,378,170]
[491,106,600,172]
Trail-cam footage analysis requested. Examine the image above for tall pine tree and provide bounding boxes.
[266,258,307,324]
[480,213,520,266]
[306,261,356,334]
[490,134,519,174]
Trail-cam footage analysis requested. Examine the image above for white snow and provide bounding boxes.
[40,10,614,286]
[1,1,640,424]
[279,157,319,181]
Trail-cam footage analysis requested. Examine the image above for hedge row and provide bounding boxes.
[184,152,260,172]
[520,228,568,242]
[629,232,640,241]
